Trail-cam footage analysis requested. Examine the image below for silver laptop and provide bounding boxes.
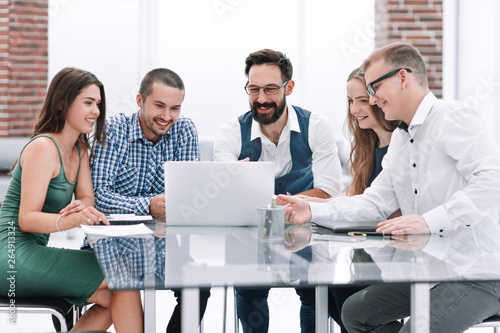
[164,161,274,226]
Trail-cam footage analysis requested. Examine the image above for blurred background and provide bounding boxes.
[2,0,499,150]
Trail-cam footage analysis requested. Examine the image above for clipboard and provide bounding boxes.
[332,225,378,233]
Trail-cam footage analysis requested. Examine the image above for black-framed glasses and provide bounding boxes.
[245,80,289,96]
[366,68,412,96]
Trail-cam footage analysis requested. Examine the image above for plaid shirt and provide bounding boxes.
[92,111,200,215]
[91,236,157,290]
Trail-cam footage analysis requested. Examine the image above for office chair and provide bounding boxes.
[0,295,78,332]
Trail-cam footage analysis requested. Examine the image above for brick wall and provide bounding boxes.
[375,0,443,98]
[0,0,48,138]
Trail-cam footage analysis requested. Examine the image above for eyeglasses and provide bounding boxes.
[366,68,412,96]
[245,81,289,96]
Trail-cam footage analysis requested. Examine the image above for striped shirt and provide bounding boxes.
[91,111,199,215]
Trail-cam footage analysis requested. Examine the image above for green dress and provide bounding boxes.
[0,134,104,305]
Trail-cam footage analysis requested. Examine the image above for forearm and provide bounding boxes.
[94,188,152,215]
[278,189,331,206]
[18,211,69,233]
[310,189,397,228]
[75,194,95,208]
[297,188,331,199]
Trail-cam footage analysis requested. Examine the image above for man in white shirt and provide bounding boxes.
[279,42,500,332]
[214,49,344,333]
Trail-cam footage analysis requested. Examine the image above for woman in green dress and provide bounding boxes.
[0,67,143,332]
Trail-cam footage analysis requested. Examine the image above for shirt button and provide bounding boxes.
[413,163,416,167]
[414,189,417,194]
[439,229,443,232]
[410,139,414,143]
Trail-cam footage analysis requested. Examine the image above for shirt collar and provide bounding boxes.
[250,104,300,141]
[397,121,409,132]
[130,111,146,142]
[398,92,438,136]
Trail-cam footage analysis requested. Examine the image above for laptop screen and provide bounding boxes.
[164,161,274,226]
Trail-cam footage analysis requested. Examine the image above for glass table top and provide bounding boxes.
[86,221,500,291]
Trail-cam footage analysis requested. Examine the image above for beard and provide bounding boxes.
[140,107,173,139]
[250,96,287,125]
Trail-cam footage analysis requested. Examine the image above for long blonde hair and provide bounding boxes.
[345,68,398,195]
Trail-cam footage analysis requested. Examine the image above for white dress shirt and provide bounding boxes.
[213,105,344,196]
[310,92,500,235]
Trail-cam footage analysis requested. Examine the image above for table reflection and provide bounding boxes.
[87,222,500,291]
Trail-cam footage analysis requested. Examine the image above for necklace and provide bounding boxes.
[58,134,73,159]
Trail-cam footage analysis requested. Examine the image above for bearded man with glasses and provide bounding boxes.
[214,49,344,333]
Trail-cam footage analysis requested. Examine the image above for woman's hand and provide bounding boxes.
[68,206,109,227]
[59,200,86,216]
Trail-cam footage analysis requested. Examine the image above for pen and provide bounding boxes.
[348,231,392,237]
[271,195,277,208]
[263,195,277,237]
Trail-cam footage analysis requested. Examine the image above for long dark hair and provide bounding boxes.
[33,67,106,148]
[345,67,398,195]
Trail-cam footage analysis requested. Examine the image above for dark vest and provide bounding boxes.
[238,106,314,195]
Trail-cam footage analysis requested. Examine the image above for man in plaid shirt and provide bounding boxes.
[91,68,209,333]
[92,68,199,216]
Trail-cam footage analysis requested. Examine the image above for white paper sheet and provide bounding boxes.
[81,223,153,237]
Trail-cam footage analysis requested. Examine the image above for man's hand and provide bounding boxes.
[150,194,166,217]
[277,194,312,224]
[284,224,312,252]
[384,234,431,250]
[377,214,430,235]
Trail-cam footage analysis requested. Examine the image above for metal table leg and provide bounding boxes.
[182,287,200,333]
[411,282,430,333]
[144,287,156,332]
[316,285,329,332]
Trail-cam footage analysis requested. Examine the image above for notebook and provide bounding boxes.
[164,161,274,226]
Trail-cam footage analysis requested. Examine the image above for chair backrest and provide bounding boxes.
[0,137,29,172]
[199,137,215,161]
